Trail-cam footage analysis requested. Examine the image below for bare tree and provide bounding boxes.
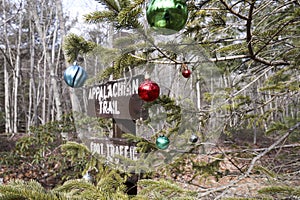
[55,0,82,114]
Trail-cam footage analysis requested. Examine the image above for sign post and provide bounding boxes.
[86,74,147,194]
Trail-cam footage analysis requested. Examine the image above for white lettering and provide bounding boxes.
[119,145,124,157]
[132,79,139,94]
[124,146,129,158]
[107,84,112,98]
[113,83,118,97]
[99,86,104,100]
[91,142,138,162]
[103,101,108,114]
[113,101,120,114]
[118,82,123,96]
[103,85,108,99]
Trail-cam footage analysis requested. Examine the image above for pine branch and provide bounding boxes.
[0,180,67,200]
[99,52,147,80]
[84,10,117,24]
[94,0,121,12]
[89,0,143,29]
[137,179,197,199]
[63,34,97,63]
[117,0,144,28]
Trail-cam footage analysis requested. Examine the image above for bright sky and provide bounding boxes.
[63,0,103,35]
[63,0,101,21]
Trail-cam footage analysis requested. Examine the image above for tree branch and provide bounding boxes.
[254,18,299,56]
[246,1,255,58]
[245,1,290,66]
[197,122,300,199]
[219,0,248,20]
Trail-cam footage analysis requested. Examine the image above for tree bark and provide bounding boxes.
[28,0,63,123]
[2,0,13,133]
[56,0,82,114]
[12,5,23,133]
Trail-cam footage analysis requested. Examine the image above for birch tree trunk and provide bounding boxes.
[27,18,38,129]
[2,0,13,133]
[28,0,63,123]
[56,0,82,114]
[12,4,24,133]
[50,11,62,121]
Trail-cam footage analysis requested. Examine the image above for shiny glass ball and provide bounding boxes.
[146,0,188,35]
[138,79,160,102]
[189,134,198,143]
[182,68,191,78]
[156,135,170,150]
[64,64,87,88]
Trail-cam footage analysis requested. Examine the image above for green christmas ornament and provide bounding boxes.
[156,135,170,150]
[146,0,188,35]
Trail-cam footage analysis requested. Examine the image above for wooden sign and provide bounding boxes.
[89,138,138,163]
[87,75,147,120]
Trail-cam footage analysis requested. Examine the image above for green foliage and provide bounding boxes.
[0,176,128,200]
[117,0,144,28]
[54,178,128,200]
[258,185,300,199]
[123,95,182,156]
[99,52,147,80]
[134,179,197,200]
[58,0,300,198]
[15,116,75,164]
[222,198,270,200]
[61,142,99,179]
[85,0,144,29]
[145,95,182,134]
[0,180,67,200]
[64,33,97,62]
[260,67,299,92]
[60,141,129,198]
[123,133,156,153]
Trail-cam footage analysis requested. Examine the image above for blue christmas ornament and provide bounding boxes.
[156,135,170,150]
[64,63,87,88]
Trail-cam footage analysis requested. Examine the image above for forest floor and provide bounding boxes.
[0,132,299,199]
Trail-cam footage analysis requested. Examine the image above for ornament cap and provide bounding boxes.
[145,73,151,80]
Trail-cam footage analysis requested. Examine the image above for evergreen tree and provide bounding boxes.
[59,0,300,199]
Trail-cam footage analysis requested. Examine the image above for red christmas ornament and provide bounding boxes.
[182,68,191,78]
[181,63,191,78]
[138,79,160,102]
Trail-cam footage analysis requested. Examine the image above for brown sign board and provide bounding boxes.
[89,138,138,162]
[86,74,147,175]
[87,75,148,120]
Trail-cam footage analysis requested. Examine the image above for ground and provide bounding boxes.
[0,132,299,199]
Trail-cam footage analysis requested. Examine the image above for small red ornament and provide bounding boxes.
[138,79,160,102]
[182,68,191,78]
[181,63,191,78]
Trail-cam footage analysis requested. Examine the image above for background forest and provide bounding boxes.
[0,0,299,199]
